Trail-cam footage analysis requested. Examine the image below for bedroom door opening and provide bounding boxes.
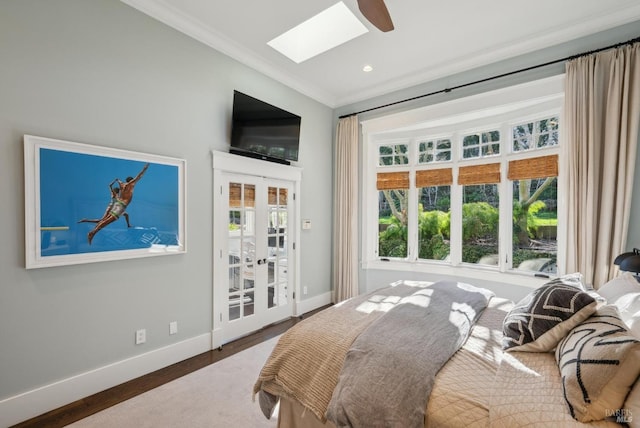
[212,156,299,346]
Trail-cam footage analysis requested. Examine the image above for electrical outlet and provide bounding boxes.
[135,329,146,345]
[169,321,178,335]
[303,286,308,295]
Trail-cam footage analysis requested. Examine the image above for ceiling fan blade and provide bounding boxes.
[357,0,394,32]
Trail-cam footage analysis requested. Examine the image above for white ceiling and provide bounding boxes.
[122,0,640,108]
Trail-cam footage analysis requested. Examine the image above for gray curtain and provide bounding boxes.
[333,115,359,302]
[563,42,640,288]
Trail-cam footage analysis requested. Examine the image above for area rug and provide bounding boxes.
[67,336,280,428]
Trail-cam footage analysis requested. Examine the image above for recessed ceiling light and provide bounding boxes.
[267,2,368,64]
[363,64,373,72]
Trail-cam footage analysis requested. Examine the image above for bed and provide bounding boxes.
[253,274,640,428]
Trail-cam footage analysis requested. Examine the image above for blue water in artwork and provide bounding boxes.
[39,148,180,256]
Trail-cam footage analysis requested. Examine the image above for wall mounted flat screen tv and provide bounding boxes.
[230,90,301,165]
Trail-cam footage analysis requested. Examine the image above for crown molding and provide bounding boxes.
[120,0,339,107]
[334,4,640,107]
[121,0,640,109]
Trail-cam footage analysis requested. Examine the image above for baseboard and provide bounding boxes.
[0,333,212,427]
[2,294,333,427]
[296,291,332,316]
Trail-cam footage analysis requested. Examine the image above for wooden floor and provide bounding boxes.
[12,305,329,428]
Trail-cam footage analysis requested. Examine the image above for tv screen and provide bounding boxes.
[230,91,301,164]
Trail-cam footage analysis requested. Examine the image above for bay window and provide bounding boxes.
[362,76,564,280]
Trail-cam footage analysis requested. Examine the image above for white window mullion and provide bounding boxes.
[449,167,462,266]
[408,141,418,262]
[408,169,418,261]
[499,122,512,272]
[499,158,512,272]
[449,131,462,266]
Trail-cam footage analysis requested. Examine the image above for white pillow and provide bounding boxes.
[545,272,586,290]
[598,272,640,301]
[626,310,640,339]
[598,273,640,332]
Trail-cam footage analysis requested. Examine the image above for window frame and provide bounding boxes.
[361,75,565,288]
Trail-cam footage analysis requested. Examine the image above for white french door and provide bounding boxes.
[212,152,300,346]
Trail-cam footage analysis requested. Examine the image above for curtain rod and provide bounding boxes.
[339,36,640,119]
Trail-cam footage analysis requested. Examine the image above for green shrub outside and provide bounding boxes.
[379,201,555,262]
[461,244,497,264]
[378,216,407,257]
[512,200,547,241]
[418,209,449,260]
[462,202,499,241]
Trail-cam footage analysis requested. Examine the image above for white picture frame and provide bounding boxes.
[24,135,187,269]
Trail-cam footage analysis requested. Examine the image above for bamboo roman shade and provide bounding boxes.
[415,168,453,187]
[377,171,410,190]
[229,183,255,208]
[508,154,558,180]
[268,187,288,206]
[458,163,501,185]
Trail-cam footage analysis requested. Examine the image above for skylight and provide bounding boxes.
[267,2,368,64]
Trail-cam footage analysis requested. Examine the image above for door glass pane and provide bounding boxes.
[228,291,254,320]
[244,185,255,208]
[228,182,255,321]
[229,294,241,320]
[228,264,240,292]
[229,210,241,225]
[279,188,288,206]
[267,259,275,283]
[267,186,288,309]
[244,291,254,316]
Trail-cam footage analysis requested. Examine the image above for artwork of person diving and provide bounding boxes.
[34,142,182,262]
[78,163,149,245]
[77,179,132,227]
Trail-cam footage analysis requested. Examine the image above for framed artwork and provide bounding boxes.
[24,135,186,269]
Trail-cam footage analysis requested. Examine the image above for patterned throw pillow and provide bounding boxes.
[555,305,640,423]
[502,282,597,352]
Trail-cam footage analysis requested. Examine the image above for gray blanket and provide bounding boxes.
[326,280,494,428]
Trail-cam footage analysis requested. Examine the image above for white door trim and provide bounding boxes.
[211,151,302,348]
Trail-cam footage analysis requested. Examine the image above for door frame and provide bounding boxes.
[211,151,302,348]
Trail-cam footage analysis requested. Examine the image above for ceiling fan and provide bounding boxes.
[357,0,394,32]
